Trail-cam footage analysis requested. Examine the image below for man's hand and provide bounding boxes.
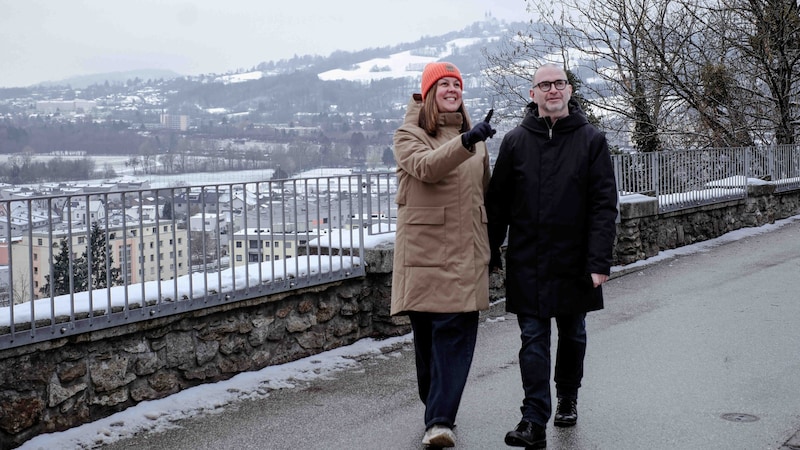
[590,273,608,288]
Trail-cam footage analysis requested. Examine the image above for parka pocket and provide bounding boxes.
[477,205,490,264]
[403,206,446,267]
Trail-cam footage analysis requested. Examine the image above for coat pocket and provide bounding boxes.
[477,205,490,265]
[403,206,445,267]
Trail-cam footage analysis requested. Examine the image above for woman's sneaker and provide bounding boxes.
[422,424,455,448]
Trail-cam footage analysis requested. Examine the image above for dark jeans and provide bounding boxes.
[517,313,587,426]
[409,311,479,429]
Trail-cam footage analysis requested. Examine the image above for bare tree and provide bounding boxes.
[638,0,757,148]
[159,152,176,174]
[484,0,667,151]
[640,0,799,146]
[126,155,140,174]
[11,272,31,305]
[711,0,800,144]
[488,0,799,150]
[189,231,218,268]
[138,139,156,174]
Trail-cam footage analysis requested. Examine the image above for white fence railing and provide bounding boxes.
[613,145,800,212]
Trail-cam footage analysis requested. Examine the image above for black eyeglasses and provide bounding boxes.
[534,79,568,92]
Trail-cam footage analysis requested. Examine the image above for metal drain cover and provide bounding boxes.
[721,413,759,423]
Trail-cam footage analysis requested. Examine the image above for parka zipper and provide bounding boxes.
[547,119,554,139]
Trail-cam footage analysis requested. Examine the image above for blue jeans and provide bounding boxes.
[517,313,587,426]
[409,311,479,429]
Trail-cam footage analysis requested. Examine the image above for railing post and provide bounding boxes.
[652,152,660,201]
[745,147,751,199]
[356,174,365,262]
[769,144,776,182]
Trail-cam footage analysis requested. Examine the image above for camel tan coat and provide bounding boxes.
[391,94,491,315]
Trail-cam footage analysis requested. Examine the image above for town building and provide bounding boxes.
[9,221,188,300]
[35,99,97,115]
[160,114,189,131]
[229,226,322,265]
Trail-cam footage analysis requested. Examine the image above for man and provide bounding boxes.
[486,63,618,448]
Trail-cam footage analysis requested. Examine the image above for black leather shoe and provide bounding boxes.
[504,420,546,448]
[554,398,577,427]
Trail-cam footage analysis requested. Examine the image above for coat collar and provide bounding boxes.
[402,94,467,132]
[520,98,589,136]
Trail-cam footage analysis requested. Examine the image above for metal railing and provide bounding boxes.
[612,145,800,212]
[3,143,800,350]
[0,172,397,350]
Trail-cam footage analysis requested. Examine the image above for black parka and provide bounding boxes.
[486,99,618,318]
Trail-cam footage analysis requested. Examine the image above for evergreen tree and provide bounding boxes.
[161,200,173,220]
[349,132,367,161]
[79,222,122,291]
[382,147,395,167]
[39,239,76,296]
[40,223,122,296]
[271,165,289,180]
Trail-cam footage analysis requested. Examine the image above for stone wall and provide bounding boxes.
[0,185,798,448]
[614,184,800,266]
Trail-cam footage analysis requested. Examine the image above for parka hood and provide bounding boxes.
[401,94,471,134]
[521,97,589,136]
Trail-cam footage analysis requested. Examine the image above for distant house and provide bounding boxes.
[219,190,258,213]
[62,199,106,225]
[114,179,151,191]
[172,190,223,218]
[0,186,37,200]
[0,203,55,236]
[189,213,228,233]
[125,204,159,222]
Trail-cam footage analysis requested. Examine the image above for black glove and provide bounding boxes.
[462,121,496,148]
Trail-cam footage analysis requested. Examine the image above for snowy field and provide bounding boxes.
[0,154,131,171]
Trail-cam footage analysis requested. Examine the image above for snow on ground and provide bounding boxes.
[17,213,800,450]
[213,71,264,84]
[19,335,414,450]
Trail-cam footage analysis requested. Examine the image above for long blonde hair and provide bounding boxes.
[418,84,470,137]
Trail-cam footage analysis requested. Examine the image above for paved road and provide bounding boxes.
[102,219,800,450]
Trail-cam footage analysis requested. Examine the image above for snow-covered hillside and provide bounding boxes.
[318,37,495,83]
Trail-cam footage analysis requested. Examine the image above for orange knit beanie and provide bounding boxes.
[420,62,463,100]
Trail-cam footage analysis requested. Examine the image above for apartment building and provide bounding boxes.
[35,99,97,115]
[160,114,189,131]
[229,227,322,265]
[11,221,188,300]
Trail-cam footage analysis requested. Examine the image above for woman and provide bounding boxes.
[391,61,495,448]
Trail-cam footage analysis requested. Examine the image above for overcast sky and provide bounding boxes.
[0,0,530,88]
